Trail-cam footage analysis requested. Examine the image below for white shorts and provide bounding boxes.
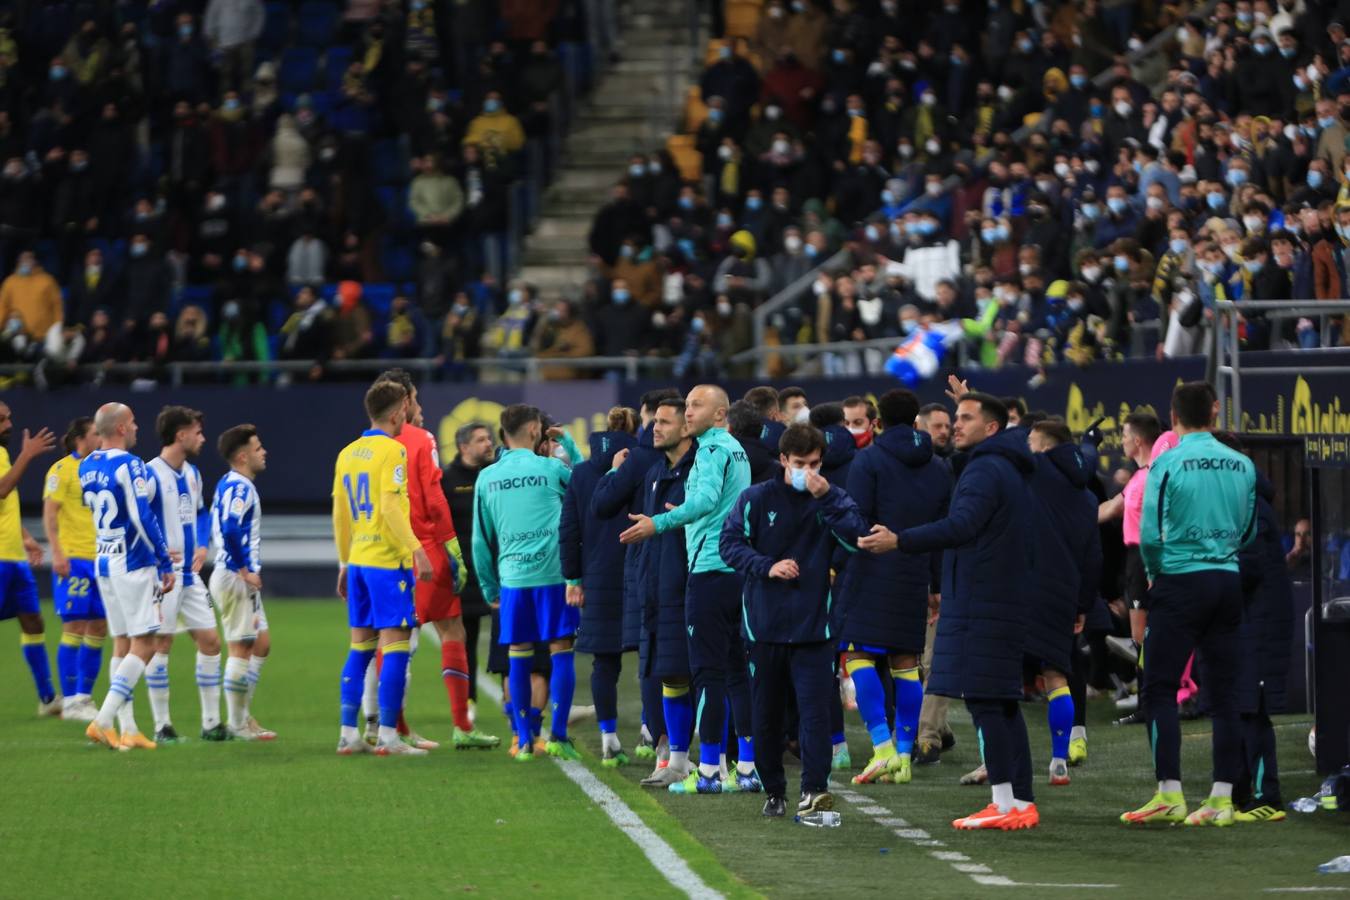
[160,572,218,635]
[97,568,164,638]
[209,567,268,643]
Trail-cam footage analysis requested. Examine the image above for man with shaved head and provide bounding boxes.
[79,403,176,750]
[621,385,755,795]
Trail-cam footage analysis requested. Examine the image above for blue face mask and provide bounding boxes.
[995,225,1010,241]
[901,318,918,334]
[50,65,66,80]
[881,190,895,205]
[745,196,762,210]
[708,108,724,123]
[789,466,810,491]
[1090,102,1103,117]
[690,316,705,333]
[233,255,248,271]
[717,213,733,228]
[223,97,240,111]
[981,228,999,243]
[1107,196,1127,215]
[1114,255,1130,272]
[1170,238,1189,256]
[1070,74,1087,89]
[719,46,732,60]
[612,289,631,304]
[847,107,862,118]
[1244,259,1264,273]
[1308,170,1324,188]
[832,49,846,64]
[629,164,644,177]
[1280,46,1296,58]
[179,24,193,39]
[484,99,501,113]
[620,244,634,258]
[865,225,880,242]
[950,54,963,67]
[1082,203,1099,220]
[1226,168,1247,186]
[917,220,937,235]
[678,195,694,210]
[804,243,818,258]
[131,242,148,258]
[1254,42,1271,56]
[1207,191,1226,209]
[1319,116,1336,130]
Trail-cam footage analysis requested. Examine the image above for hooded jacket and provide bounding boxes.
[561,430,638,654]
[720,477,867,645]
[899,428,1036,700]
[819,424,857,490]
[1024,440,1102,673]
[591,422,667,648]
[1236,473,1294,713]
[837,426,953,653]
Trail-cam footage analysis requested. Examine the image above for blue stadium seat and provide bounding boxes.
[259,2,291,52]
[278,47,319,94]
[379,241,415,283]
[371,139,407,186]
[325,45,353,91]
[298,2,338,47]
[175,285,215,319]
[375,185,414,234]
[362,283,397,319]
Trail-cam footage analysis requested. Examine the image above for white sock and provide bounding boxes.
[718,751,729,779]
[737,759,756,776]
[1012,799,1032,811]
[640,722,653,744]
[97,655,146,730]
[601,731,621,753]
[991,782,1014,812]
[669,749,690,772]
[146,652,171,730]
[196,652,221,730]
[223,657,249,730]
[244,654,267,719]
[1160,779,1183,794]
[378,724,399,744]
[699,760,720,778]
[340,724,359,742]
[106,656,140,733]
[1070,725,1087,741]
[362,660,378,720]
[1210,781,1233,799]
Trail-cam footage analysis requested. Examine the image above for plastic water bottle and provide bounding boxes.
[1318,856,1350,874]
[796,811,842,827]
[1289,796,1320,814]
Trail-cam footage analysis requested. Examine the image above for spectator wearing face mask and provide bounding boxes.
[1241,235,1289,349]
[462,91,525,166]
[610,235,663,308]
[166,13,212,102]
[123,233,171,329]
[714,230,773,307]
[66,248,120,329]
[0,251,62,356]
[701,39,761,126]
[1094,184,1139,248]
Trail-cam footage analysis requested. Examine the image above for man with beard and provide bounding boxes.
[916,403,953,459]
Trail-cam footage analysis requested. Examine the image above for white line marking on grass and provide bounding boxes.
[1263,888,1350,894]
[477,677,722,900]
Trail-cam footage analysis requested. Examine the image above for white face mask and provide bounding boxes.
[1081,265,1101,282]
[785,235,802,252]
[792,405,811,424]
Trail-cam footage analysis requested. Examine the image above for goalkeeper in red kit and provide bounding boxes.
[376,370,499,749]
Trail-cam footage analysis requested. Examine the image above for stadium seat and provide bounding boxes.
[371,139,408,186]
[259,2,291,53]
[375,185,414,234]
[361,283,397,319]
[724,0,764,39]
[325,45,353,91]
[379,240,415,283]
[297,2,338,48]
[278,47,320,94]
[175,285,215,319]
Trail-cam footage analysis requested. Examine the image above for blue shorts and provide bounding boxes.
[54,558,105,621]
[839,641,895,656]
[346,565,416,631]
[0,561,39,620]
[684,571,746,672]
[499,584,578,645]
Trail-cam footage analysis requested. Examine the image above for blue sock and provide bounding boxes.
[663,683,692,753]
[78,634,104,695]
[848,659,893,748]
[549,648,576,741]
[377,644,410,729]
[528,707,543,739]
[340,643,376,727]
[57,633,81,698]
[503,699,517,737]
[21,633,55,703]
[508,651,533,746]
[892,667,923,754]
[1048,685,1074,760]
[737,735,754,764]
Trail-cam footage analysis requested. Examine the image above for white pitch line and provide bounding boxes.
[477,676,723,900]
[1263,889,1350,894]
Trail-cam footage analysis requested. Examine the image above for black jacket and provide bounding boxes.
[442,455,490,617]
[721,478,867,645]
[1236,474,1295,713]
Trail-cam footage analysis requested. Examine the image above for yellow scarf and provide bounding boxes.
[848,115,868,164]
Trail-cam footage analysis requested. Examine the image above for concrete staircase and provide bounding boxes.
[519,4,704,298]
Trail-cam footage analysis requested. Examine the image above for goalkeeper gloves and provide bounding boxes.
[444,536,467,594]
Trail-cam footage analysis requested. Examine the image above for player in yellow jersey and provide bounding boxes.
[332,381,432,756]
[42,417,107,722]
[0,401,60,716]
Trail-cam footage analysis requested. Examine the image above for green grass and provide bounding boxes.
[2,599,1347,898]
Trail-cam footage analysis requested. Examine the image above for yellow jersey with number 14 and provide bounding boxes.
[0,447,25,561]
[332,429,415,570]
[43,453,95,560]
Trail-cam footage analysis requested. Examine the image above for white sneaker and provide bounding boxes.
[336,735,370,755]
[227,724,259,742]
[567,705,596,727]
[1115,694,1139,712]
[245,717,277,741]
[405,731,439,750]
[61,698,96,721]
[640,764,688,788]
[37,696,63,718]
[375,738,428,756]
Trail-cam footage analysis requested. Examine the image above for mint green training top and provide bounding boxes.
[1139,431,1257,581]
[470,431,579,603]
[651,426,750,574]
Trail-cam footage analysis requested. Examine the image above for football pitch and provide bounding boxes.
[1,600,1346,899]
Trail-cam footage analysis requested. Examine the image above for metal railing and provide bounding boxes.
[1213,299,1350,430]
[0,354,677,387]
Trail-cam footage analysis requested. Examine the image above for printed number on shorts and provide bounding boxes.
[66,577,91,598]
[342,472,373,521]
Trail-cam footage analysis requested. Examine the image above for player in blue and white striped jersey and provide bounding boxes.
[78,403,174,751]
[209,425,274,741]
[145,407,226,744]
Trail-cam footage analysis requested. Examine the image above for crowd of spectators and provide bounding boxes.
[4,0,1350,387]
[561,0,1350,382]
[0,0,582,384]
